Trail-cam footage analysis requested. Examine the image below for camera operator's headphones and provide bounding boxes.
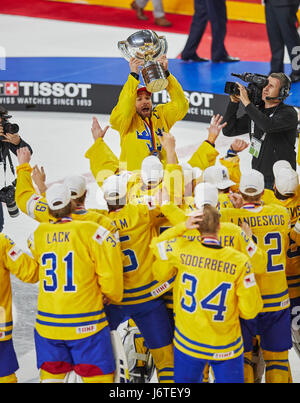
[278,73,292,100]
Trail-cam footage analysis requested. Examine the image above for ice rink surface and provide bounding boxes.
[0,13,299,383]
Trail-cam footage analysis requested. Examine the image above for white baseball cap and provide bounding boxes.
[141,155,164,185]
[274,167,299,196]
[203,165,235,190]
[194,182,219,208]
[64,175,87,199]
[180,162,202,185]
[102,174,128,202]
[273,160,292,177]
[46,183,71,210]
[239,169,265,196]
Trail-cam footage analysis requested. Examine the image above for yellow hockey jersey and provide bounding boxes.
[220,204,291,312]
[109,73,189,171]
[272,189,300,299]
[0,234,38,342]
[106,202,175,305]
[160,202,267,275]
[28,219,123,340]
[150,226,263,360]
[15,163,116,233]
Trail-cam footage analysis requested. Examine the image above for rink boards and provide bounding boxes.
[0,57,299,123]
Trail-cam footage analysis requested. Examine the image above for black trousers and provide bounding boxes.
[181,0,228,61]
[265,1,300,74]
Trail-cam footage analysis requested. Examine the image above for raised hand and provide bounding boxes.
[16,147,31,165]
[207,114,227,144]
[91,116,109,142]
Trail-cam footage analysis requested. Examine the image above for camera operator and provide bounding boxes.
[0,109,32,231]
[222,73,298,189]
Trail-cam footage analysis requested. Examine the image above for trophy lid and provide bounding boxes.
[118,30,167,61]
[127,30,159,47]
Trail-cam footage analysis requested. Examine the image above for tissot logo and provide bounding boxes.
[5,82,19,96]
[0,81,92,98]
[152,89,214,108]
[0,82,19,96]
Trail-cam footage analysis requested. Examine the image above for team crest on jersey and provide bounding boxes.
[93,226,110,245]
[8,244,23,261]
[4,235,14,245]
[166,242,173,252]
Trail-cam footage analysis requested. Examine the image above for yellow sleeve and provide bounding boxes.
[109,74,139,136]
[160,202,187,226]
[150,233,180,282]
[236,258,263,320]
[155,74,189,128]
[91,226,124,303]
[16,163,50,222]
[85,138,120,187]
[219,155,241,192]
[1,233,38,283]
[163,164,184,205]
[238,229,268,275]
[188,141,219,170]
[87,209,118,234]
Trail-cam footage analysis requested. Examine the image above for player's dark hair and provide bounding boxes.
[72,190,87,206]
[198,205,220,235]
[274,188,295,200]
[106,195,127,212]
[240,191,263,203]
[48,201,74,219]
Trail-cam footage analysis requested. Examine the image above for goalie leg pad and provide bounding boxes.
[122,324,154,383]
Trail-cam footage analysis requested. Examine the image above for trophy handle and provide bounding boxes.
[158,36,168,57]
[118,41,132,61]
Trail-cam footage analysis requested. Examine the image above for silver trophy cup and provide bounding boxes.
[118,30,168,93]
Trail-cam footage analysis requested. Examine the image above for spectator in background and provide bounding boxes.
[0,114,33,232]
[131,0,172,27]
[181,0,240,62]
[264,0,300,83]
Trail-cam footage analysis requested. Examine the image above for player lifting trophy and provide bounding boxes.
[109,29,189,171]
